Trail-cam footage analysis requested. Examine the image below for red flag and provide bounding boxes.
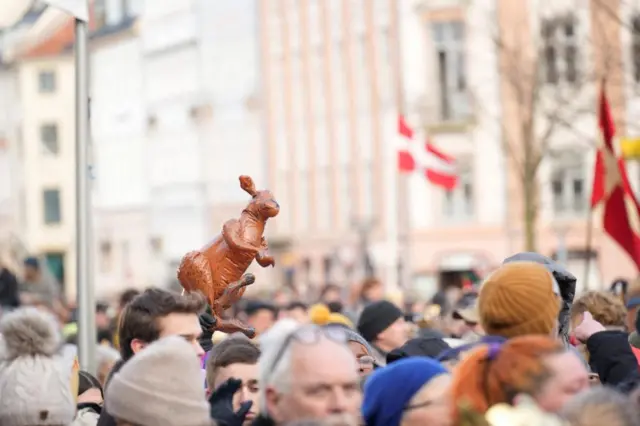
[397,115,458,190]
[591,87,640,270]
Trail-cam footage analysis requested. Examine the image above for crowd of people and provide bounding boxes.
[2,251,640,425]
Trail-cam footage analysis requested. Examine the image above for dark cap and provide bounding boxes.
[23,257,39,269]
[357,300,403,342]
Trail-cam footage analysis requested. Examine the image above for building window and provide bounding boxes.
[632,16,640,83]
[550,151,586,215]
[40,123,59,155]
[99,241,113,273]
[541,15,579,84]
[44,252,65,289]
[43,189,61,224]
[431,21,469,122]
[38,70,56,93]
[442,165,474,221]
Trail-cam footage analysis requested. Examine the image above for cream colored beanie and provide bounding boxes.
[106,336,211,426]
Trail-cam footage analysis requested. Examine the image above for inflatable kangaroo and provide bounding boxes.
[177,175,279,338]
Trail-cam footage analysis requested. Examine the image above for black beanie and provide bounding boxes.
[357,300,403,342]
[386,337,451,364]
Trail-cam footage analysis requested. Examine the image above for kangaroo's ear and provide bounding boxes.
[239,175,257,197]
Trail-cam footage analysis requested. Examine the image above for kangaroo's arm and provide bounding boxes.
[256,236,275,267]
[222,219,259,253]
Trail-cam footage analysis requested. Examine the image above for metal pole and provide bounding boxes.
[74,18,96,374]
[390,0,411,290]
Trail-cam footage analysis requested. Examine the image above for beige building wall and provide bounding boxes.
[17,55,77,299]
[259,0,640,296]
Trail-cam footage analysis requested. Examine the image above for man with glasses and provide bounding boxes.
[256,319,362,425]
[448,292,483,342]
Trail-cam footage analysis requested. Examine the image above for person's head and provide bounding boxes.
[625,278,640,332]
[206,337,261,425]
[245,301,278,336]
[23,256,41,281]
[320,284,342,304]
[447,293,482,339]
[362,357,451,426]
[357,300,409,353]
[283,301,309,324]
[107,336,212,426]
[451,335,589,419]
[341,327,375,377]
[570,291,627,331]
[259,319,362,424]
[118,289,140,313]
[0,307,77,426]
[309,304,354,329]
[96,301,110,329]
[479,262,560,339]
[118,288,206,361]
[561,386,640,426]
[386,337,451,364]
[360,278,384,303]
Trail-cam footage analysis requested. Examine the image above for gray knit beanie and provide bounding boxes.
[341,327,374,355]
[106,335,211,426]
[0,307,76,426]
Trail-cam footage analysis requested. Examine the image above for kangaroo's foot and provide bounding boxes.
[215,318,256,339]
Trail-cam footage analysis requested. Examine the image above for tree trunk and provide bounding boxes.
[522,172,538,252]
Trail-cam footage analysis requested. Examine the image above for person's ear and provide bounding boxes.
[130,338,147,355]
[265,387,282,422]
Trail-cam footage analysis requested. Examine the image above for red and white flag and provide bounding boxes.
[397,115,458,190]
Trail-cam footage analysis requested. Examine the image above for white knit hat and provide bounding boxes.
[106,335,211,426]
[0,307,76,426]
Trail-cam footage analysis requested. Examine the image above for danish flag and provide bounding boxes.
[591,87,640,270]
[397,115,458,190]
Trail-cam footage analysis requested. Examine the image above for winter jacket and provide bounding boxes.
[0,267,20,309]
[503,252,577,347]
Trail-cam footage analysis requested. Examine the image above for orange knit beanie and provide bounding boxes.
[479,262,560,338]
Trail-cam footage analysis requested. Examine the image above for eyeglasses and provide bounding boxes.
[269,325,348,373]
[357,355,375,366]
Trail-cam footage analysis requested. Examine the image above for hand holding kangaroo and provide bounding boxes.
[177,175,280,338]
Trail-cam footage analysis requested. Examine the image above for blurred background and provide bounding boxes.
[0,0,639,305]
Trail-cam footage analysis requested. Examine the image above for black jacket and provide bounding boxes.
[96,359,125,426]
[586,330,640,393]
[503,252,576,346]
[0,267,20,308]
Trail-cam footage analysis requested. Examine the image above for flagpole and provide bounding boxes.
[390,0,411,291]
[583,206,594,291]
[74,16,96,374]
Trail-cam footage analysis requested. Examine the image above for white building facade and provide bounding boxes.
[91,0,265,297]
